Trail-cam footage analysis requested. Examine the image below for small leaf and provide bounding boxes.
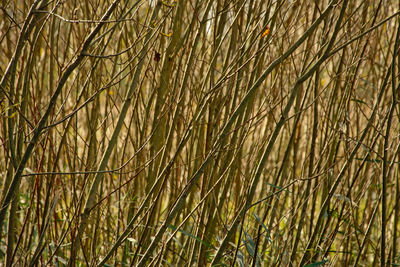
[243,231,256,257]
[355,157,381,163]
[237,251,245,267]
[351,98,368,105]
[161,1,176,7]
[55,256,68,265]
[168,225,215,249]
[253,213,271,243]
[303,259,329,267]
[260,26,270,38]
[8,111,17,118]
[265,182,291,193]
[161,30,173,37]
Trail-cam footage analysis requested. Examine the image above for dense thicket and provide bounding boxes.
[1,0,399,266]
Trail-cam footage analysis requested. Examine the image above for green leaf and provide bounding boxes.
[243,231,256,257]
[236,251,245,267]
[355,157,381,163]
[168,225,215,249]
[330,211,364,234]
[265,182,291,193]
[253,213,271,243]
[303,259,329,267]
[351,98,368,105]
[55,256,68,265]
